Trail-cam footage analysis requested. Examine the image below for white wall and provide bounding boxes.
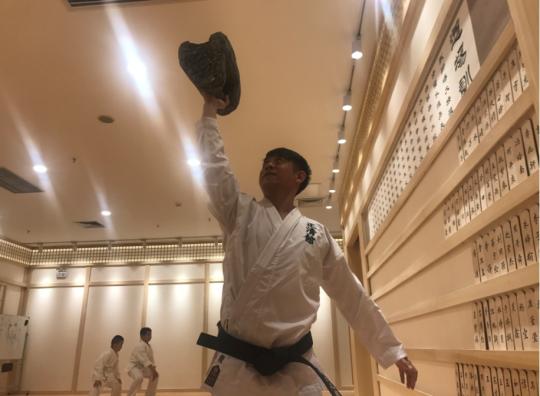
[21,287,84,390]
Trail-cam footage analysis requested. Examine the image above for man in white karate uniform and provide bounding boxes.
[127,327,159,396]
[90,335,124,396]
[195,94,418,396]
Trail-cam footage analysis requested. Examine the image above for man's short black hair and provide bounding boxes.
[264,147,311,194]
[111,335,124,346]
[140,327,152,337]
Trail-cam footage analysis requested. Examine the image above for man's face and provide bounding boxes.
[112,341,123,352]
[259,156,305,197]
[141,332,152,343]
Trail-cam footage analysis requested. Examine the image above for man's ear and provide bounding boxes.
[296,170,307,185]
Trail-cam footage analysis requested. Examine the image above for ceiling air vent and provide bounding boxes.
[0,167,42,193]
[75,221,105,229]
[67,0,147,6]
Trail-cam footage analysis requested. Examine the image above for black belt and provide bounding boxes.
[197,322,341,396]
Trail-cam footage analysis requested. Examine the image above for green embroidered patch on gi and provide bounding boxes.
[305,223,316,244]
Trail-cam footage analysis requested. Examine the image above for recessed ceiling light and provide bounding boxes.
[33,164,48,173]
[329,188,336,194]
[98,115,115,124]
[325,205,332,210]
[187,158,201,167]
[101,210,112,216]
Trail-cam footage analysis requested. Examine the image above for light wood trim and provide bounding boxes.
[30,259,223,270]
[330,302,342,388]
[376,375,432,395]
[27,282,86,289]
[387,265,538,324]
[407,349,539,370]
[340,0,427,220]
[71,267,91,391]
[201,263,209,383]
[17,267,31,316]
[367,87,535,278]
[89,280,145,287]
[507,0,539,109]
[365,21,517,257]
[0,284,6,313]
[141,265,150,327]
[353,224,379,396]
[148,278,206,286]
[371,173,539,301]
[0,276,26,288]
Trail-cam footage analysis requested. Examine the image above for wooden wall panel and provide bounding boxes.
[366,128,460,268]
[149,263,205,282]
[90,265,145,283]
[0,260,26,284]
[370,210,443,293]
[76,285,145,391]
[21,288,84,391]
[30,267,86,286]
[376,243,474,317]
[3,286,21,315]
[391,305,476,350]
[146,284,205,389]
[339,0,538,394]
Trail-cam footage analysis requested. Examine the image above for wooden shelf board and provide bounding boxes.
[407,348,539,370]
[386,264,538,324]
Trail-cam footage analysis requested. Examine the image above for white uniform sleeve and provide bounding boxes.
[91,352,107,382]
[320,229,406,368]
[196,117,240,234]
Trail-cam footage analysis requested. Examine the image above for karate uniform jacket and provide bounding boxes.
[127,341,155,371]
[197,117,406,395]
[92,348,120,382]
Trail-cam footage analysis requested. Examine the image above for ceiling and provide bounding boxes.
[0,0,381,244]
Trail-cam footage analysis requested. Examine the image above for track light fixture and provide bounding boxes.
[338,125,346,144]
[332,157,340,173]
[342,92,352,111]
[352,37,363,60]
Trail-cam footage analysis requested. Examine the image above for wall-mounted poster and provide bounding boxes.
[0,314,29,360]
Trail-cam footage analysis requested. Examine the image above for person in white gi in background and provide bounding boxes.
[194,93,419,396]
[90,335,124,396]
[127,327,159,396]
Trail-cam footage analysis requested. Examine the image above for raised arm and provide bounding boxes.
[196,95,240,234]
[320,228,418,389]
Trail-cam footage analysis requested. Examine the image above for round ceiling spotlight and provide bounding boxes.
[98,115,115,124]
[101,210,112,217]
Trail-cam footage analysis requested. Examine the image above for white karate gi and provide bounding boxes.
[197,117,406,395]
[127,341,158,396]
[89,349,121,396]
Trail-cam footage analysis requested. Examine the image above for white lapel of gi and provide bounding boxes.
[229,205,302,322]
